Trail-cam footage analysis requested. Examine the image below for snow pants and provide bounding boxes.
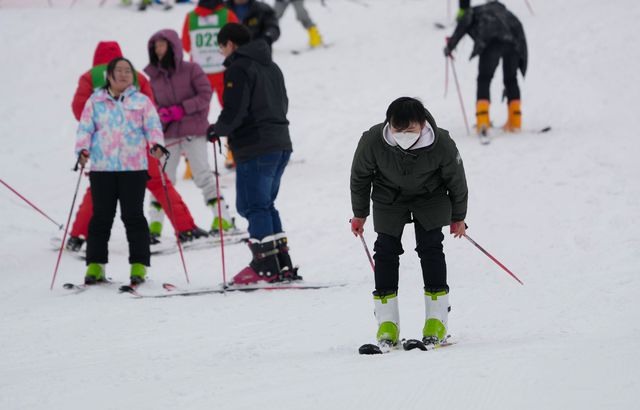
[70,153,196,239]
[235,151,291,240]
[207,72,224,107]
[373,220,447,294]
[477,40,520,102]
[274,0,315,29]
[86,171,150,266]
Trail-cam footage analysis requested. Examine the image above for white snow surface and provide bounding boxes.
[1,0,639,409]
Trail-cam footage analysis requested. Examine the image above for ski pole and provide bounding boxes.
[50,154,85,290]
[359,233,375,273]
[1,178,63,229]
[524,0,535,15]
[211,140,228,289]
[463,233,524,285]
[154,146,190,284]
[448,55,471,136]
[444,39,450,97]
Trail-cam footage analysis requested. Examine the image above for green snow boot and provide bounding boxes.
[373,291,400,345]
[422,289,450,344]
[84,263,106,285]
[130,263,147,285]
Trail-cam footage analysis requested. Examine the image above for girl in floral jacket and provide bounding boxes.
[75,57,165,285]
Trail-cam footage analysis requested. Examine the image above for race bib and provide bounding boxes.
[190,27,225,74]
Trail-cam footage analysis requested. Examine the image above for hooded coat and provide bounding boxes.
[350,111,468,238]
[448,1,528,76]
[71,41,154,120]
[213,39,291,162]
[226,0,280,45]
[144,29,213,140]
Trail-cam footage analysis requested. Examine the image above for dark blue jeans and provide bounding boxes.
[236,151,291,240]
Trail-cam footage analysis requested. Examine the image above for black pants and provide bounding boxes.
[87,171,150,266]
[477,41,520,102]
[373,221,447,294]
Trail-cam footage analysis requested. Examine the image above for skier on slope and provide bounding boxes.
[444,1,527,136]
[273,0,323,48]
[145,29,237,238]
[207,23,298,285]
[182,0,239,107]
[75,58,165,285]
[226,0,281,48]
[66,41,208,253]
[182,0,239,169]
[350,97,468,349]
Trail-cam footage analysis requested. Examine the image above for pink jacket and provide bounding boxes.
[144,29,212,140]
[75,86,164,171]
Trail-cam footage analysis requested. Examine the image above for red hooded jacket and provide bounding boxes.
[71,41,154,120]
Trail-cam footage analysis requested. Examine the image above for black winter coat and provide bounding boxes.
[227,0,280,45]
[448,1,528,75]
[213,39,292,162]
[350,113,468,238]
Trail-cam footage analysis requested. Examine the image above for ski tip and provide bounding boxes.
[539,126,552,133]
[62,283,76,290]
[162,283,178,291]
[119,285,138,295]
[358,344,383,355]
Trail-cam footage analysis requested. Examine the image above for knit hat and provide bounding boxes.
[198,0,223,9]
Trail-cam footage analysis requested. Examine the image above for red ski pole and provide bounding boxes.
[155,148,190,284]
[448,55,471,136]
[1,178,63,229]
[50,156,85,290]
[463,233,524,285]
[211,141,228,288]
[359,233,375,273]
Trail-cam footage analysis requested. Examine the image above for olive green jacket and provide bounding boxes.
[350,118,468,237]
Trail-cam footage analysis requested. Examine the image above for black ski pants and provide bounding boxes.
[373,220,447,294]
[477,40,520,102]
[86,171,150,266]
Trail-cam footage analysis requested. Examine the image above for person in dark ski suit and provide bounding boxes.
[226,0,281,47]
[444,1,527,134]
[207,23,296,285]
[350,97,468,347]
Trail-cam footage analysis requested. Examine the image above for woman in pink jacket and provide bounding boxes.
[76,57,165,286]
[145,28,235,236]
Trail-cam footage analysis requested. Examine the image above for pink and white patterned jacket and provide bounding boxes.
[75,86,164,171]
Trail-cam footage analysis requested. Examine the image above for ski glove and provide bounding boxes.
[450,221,466,238]
[443,45,453,57]
[206,124,219,143]
[350,217,366,236]
[167,105,184,122]
[158,105,184,123]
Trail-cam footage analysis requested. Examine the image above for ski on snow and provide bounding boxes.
[119,281,346,298]
[476,125,551,145]
[359,336,454,355]
[62,279,122,294]
[291,43,334,55]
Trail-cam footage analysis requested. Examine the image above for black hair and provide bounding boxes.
[149,39,175,70]
[217,23,252,48]
[385,97,428,130]
[104,57,136,89]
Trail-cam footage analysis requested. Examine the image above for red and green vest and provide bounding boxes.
[90,64,140,89]
[187,9,231,74]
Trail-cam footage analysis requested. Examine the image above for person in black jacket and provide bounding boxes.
[226,0,280,47]
[208,23,296,286]
[444,1,527,135]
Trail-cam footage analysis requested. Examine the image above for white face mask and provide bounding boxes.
[392,131,421,150]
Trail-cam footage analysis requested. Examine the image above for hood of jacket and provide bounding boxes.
[146,29,184,74]
[224,39,271,67]
[92,41,123,66]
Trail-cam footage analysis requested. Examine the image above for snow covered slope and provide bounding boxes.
[0,0,639,409]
